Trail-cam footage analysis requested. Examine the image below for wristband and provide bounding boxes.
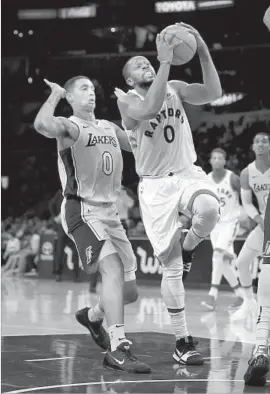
[159,60,171,65]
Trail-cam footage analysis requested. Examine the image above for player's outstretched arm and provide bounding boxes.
[170,23,222,106]
[34,79,69,139]
[115,32,175,125]
[263,6,270,30]
[240,167,264,230]
[110,122,132,152]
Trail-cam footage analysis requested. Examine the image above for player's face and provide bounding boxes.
[70,79,96,111]
[127,57,156,88]
[253,134,270,156]
[210,152,226,170]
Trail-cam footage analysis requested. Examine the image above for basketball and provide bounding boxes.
[162,24,197,66]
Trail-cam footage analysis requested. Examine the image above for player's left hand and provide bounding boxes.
[114,87,129,105]
[175,22,206,49]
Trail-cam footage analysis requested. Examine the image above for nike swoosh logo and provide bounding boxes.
[112,356,125,365]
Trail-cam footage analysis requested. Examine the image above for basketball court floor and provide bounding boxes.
[2,276,269,393]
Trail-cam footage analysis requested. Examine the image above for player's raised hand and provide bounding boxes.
[114,87,129,104]
[156,31,175,64]
[44,79,66,98]
[175,22,206,49]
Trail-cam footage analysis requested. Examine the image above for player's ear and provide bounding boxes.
[126,77,134,87]
[66,92,73,103]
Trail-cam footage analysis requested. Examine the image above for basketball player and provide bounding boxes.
[115,24,222,364]
[231,132,270,322]
[201,148,243,311]
[34,76,151,373]
[243,8,270,386]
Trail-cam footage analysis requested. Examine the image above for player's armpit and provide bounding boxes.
[169,80,220,105]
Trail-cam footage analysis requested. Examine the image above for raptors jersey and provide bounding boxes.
[209,170,240,221]
[57,116,123,204]
[248,161,270,217]
[124,84,197,176]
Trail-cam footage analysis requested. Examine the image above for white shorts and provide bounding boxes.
[138,165,218,262]
[62,198,137,280]
[244,224,264,254]
[210,220,239,259]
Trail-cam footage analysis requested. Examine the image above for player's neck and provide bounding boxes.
[255,155,270,170]
[73,109,95,122]
[134,85,149,97]
[212,168,226,177]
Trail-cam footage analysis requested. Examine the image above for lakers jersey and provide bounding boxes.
[57,116,123,204]
[209,170,240,221]
[123,84,197,176]
[248,161,270,217]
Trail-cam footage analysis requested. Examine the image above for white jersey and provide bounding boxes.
[57,116,123,204]
[248,161,270,217]
[123,84,197,176]
[209,170,240,222]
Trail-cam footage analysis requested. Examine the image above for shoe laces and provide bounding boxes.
[118,343,138,362]
[177,337,198,352]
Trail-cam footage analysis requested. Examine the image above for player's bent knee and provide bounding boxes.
[193,194,220,236]
[98,253,124,283]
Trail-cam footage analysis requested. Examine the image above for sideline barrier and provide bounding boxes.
[38,235,262,287]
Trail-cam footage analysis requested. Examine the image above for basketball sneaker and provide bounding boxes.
[103,341,151,373]
[201,295,216,311]
[75,307,110,350]
[173,336,204,365]
[244,345,269,386]
[181,230,195,281]
[228,296,243,311]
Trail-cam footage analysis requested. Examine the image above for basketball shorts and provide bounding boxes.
[244,224,264,254]
[61,197,137,279]
[210,220,239,259]
[138,165,219,263]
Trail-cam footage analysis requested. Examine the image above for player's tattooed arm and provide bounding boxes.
[34,79,76,140]
[169,23,222,105]
[110,122,132,152]
[263,6,270,31]
[230,173,241,193]
[240,167,264,229]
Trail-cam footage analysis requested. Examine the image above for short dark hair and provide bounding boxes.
[122,59,134,81]
[63,76,90,93]
[122,56,147,82]
[211,148,227,159]
[253,132,270,142]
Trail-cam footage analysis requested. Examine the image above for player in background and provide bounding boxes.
[231,132,270,322]
[201,148,243,311]
[243,8,270,386]
[115,24,222,364]
[34,76,151,373]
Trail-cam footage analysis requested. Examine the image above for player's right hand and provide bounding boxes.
[156,31,175,64]
[44,79,66,98]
